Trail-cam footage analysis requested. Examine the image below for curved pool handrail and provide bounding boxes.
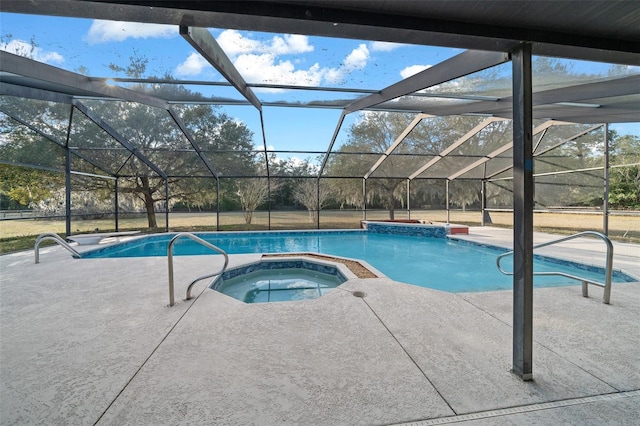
[167,232,229,307]
[186,269,227,301]
[34,232,81,264]
[496,231,614,304]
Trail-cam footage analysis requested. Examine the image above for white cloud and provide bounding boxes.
[270,34,314,55]
[400,64,432,79]
[175,52,211,76]
[343,44,369,71]
[86,20,175,43]
[369,41,403,52]
[176,30,370,87]
[216,30,313,59]
[234,53,323,87]
[216,30,262,57]
[1,39,64,64]
[323,44,370,84]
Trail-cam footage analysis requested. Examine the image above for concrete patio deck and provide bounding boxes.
[1,227,638,425]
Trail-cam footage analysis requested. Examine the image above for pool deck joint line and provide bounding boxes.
[360,295,459,416]
[393,390,640,425]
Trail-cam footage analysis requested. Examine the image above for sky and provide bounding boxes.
[1,12,638,163]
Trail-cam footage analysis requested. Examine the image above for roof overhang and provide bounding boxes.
[3,0,639,64]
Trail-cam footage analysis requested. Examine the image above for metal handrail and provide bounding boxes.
[496,231,614,304]
[34,232,81,263]
[167,232,229,306]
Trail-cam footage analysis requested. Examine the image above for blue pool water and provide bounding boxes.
[82,230,635,293]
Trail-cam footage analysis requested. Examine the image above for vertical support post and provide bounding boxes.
[216,178,220,232]
[258,111,271,231]
[267,177,272,230]
[481,163,492,226]
[445,180,450,223]
[511,42,534,381]
[481,179,487,227]
[65,147,72,237]
[316,178,321,229]
[114,178,119,231]
[603,123,610,236]
[64,105,74,238]
[165,179,169,232]
[407,179,411,219]
[362,178,367,220]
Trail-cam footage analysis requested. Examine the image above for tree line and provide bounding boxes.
[1,54,638,227]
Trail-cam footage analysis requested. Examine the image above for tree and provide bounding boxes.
[0,164,63,207]
[448,180,480,212]
[69,61,256,228]
[236,178,270,224]
[325,112,487,218]
[270,156,336,222]
[168,103,256,217]
[445,119,511,211]
[325,112,416,219]
[293,178,335,223]
[0,95,69,210]
[1,46,259,226]
[608,132,640,209]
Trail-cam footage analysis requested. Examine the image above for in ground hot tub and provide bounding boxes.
[210,258,348,303]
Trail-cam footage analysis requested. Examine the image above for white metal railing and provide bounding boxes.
[34,233,80,263]
[496,231,614,304]
[167,232,228,306]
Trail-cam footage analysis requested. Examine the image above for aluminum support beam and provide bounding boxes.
[424,74,640,117]
[0,104,115,176]
[447,143,514,181]
[345,50,510,113]
[532,127,550,154]
[180,26,262,111]
[445,180,450,223]
[0,81,73,105]
[165,180,169,232]
[64,106,73,237]
[481,178,489,226]
[167,108,220,179]
[533,124,603,157]
[446,120,568,181]
[485,122,589,180]
[318,111,347,177]
[407,180,411,219]
[603,123,610,235]
[65,147,72,237]
[73,100,168,180]
[115,178,119,231]
[0,51,169,109]
[6,1,639,65]
[511,42,534,381]
[364,114,432,179]
[216,178,221,231]
[362,179,367,220]
[408,117,505,180]
[257,110,272,229]
[316,178,321,229]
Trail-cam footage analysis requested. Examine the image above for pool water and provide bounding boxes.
[83,231,635,293]
[215,268,342,303]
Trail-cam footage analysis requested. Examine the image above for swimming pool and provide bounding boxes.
[82,230,636,293]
